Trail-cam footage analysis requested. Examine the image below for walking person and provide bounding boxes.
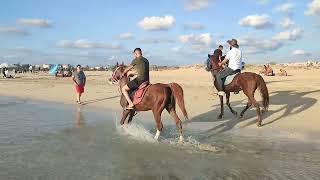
[72,65,86,104]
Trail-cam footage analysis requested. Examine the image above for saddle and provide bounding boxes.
[129,81,151,105]
[224,73,240,86]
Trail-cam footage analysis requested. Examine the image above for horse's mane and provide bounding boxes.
[111,64,127,72]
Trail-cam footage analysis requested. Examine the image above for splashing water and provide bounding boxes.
[113,113,218,152]
[113,113,157,143]
[163,135,219,153]
[116,122,157,143]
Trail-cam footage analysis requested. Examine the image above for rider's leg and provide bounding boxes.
[216,67,234,96]
[215,71,224,91]
[122,85,134,109]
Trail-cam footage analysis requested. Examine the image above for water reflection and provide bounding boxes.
[74,106,85,128]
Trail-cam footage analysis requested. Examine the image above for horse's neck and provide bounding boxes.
[211,59,222,71]
[210,69,221,90]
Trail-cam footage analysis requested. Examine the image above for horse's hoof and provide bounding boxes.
[239,114,244,118]
[217,114,223,119]
[257,123,262,127]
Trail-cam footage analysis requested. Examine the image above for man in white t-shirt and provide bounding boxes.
[216,39,242,96]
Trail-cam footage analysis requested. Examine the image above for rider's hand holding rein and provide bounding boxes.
[121,65,134,77]
[219,58,229,67]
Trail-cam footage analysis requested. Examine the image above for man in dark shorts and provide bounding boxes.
[72,65,86,104]
[121,48,149,109]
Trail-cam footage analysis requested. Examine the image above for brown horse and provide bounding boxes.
[208,55,269,127]
[108,65,189,142]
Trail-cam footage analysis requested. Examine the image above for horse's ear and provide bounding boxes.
[208,54,211,58]
[121,62,124,66]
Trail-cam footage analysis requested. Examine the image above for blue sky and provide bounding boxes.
[0,0,320,66]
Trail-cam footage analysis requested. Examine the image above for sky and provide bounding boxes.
[0,0,320,66]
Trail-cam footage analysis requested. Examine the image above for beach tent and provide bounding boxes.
[48,64,59,75]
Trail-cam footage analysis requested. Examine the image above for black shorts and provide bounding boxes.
[127,79,140,90]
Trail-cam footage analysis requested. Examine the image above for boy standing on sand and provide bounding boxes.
[72,65,86,104]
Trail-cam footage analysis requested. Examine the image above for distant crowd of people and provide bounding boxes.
[1,68,14,79]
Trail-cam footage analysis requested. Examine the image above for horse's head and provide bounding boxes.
[206,54,224,72]
[108,64,127,85]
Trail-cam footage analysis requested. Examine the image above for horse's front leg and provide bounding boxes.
[152,109,163,140]
[120,110,130,125]
[218,95,224,119]
[226,92,237,116]
[126,111,136,124]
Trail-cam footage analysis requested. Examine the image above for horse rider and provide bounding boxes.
[216,39,243,96]
[121,48,150,110]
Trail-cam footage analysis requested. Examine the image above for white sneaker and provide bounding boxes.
[217,91,225,96]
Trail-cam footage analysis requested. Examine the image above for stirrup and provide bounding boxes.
[125,105,134,110]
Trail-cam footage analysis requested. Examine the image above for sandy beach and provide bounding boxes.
[1,65,320,139]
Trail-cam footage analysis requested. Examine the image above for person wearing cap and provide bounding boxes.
[121,48,150,109]
[216,39,243,96]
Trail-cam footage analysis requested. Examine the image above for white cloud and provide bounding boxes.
[239,14,273,29]
[108,56,117,60]
[305,0,320,16]
[184,22,205,30]
[8,47,34,53]
[238,36,283,54]
[184,0,210,11]
[276,3,294,13]
[0,26,29,36]
[280,17,295,29]
[17,18,52,28]
[57,39,122,50]
[292,49,311,56]
[119,33,133,40]
[178,33,213,53]
[179,33,212,45]
[272,28,303,41]
[171,46,182,52]
[137,15,175,31]
[138,37,175,44]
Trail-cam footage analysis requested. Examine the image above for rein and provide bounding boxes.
[111,66,121,82]
[110,67,127,94]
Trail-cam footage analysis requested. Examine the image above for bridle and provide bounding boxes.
[111,66,121,84]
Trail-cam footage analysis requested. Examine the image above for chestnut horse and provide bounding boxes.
[109,65,189,142]
[207,55,269,127]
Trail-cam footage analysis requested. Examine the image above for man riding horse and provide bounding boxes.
[121,48,149,110]
[207,38,269,126]
[110,48,188,141]
[216,39,242,96]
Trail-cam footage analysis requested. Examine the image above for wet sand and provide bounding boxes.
[0,66,320,140]
[0,96,319,179]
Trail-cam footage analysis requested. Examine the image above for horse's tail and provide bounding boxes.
[168,83,189,121]
[257,75,269,111]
